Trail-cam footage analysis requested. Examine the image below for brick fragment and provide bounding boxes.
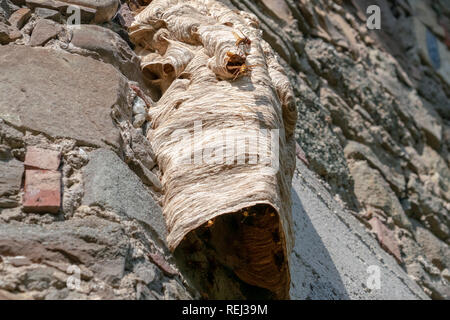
[24,146,60,170]
[369,216,402,263]
[8,8,31,29]
[295,142,309,166]
[23,170,61,214]
[148,252,178,277]
[29,19,62,47]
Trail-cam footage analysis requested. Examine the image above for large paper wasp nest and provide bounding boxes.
[130,0,297,299]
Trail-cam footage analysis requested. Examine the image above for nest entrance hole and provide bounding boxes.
[174,204,289,299]
[225,53,246,77]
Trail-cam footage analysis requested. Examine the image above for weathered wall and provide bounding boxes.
[228,0,449,299]
[0,0,448,299]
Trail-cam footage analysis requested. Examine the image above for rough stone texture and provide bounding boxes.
[0,119,24,149]
[115,3,134,28]
[0,127,194,299]
[0,19,193,300]
[289,160,428,299]
[0,45,129,148]
[82,148,167,245]
[0,19,21,44]
[0,0,19,18]
[34,7,61,22]
[8,7,30,29]
[29,18,61,46]
[25,0,67,12]
[0,217,139,298]
[0,157,22,196]
[65,0,119,23]
[413,220,450,272]
[0,0,448,300]
[227,0,448,299]
[344,141,405,195]
[69,25,144,86]
[24,0,118,23]
[0,157,23,208]
[349,160,411,230]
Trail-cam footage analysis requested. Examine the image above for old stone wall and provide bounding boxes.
[235,0,449,299]
[0,0,448,299]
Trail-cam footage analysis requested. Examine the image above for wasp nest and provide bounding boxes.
[130,0,297,299]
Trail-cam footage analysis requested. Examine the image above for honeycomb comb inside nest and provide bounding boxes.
[175,204,289,300]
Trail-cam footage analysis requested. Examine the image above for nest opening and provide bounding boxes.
[163,63,175,74]
[225,53,246,76]
[142,67,160,80]
[174,204,290,300]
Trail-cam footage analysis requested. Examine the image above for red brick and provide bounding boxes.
[369,216,402,263]
[8,8,31,30]
[148,252,178,277]
[23,170,61,214]
[295,142,309,166]
[443,23,450,50]
[24,146,60,170]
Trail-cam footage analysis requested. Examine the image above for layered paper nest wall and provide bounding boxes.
[129,0,297,299]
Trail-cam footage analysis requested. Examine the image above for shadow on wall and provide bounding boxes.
[289,188,349,299]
